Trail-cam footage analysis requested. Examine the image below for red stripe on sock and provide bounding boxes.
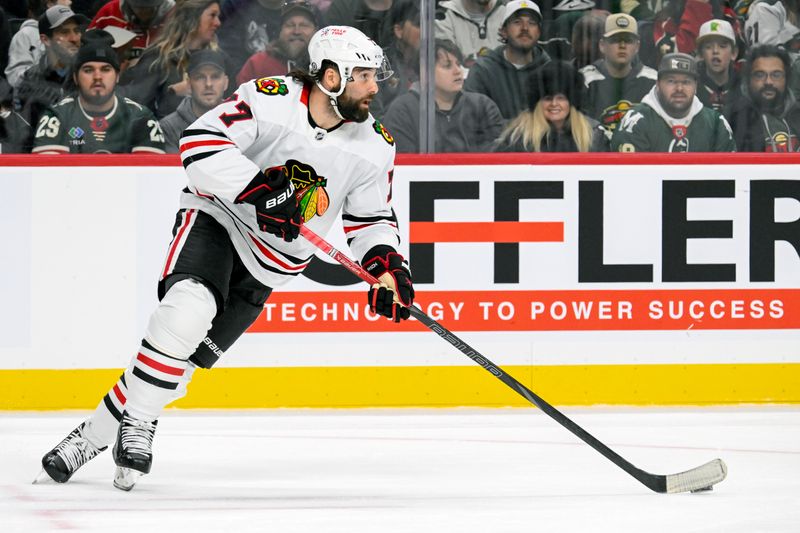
[136,353,184,376]
[112,383,126,403]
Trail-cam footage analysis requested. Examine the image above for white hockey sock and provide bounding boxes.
[83,371,131,447]
[124,279,216,422]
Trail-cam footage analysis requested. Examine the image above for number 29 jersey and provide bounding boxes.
[32,95,166,154]
[178,76,399,288]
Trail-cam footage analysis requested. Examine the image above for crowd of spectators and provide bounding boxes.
[1,0,800,153]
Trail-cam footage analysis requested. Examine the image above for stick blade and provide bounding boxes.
[665,458,727,494]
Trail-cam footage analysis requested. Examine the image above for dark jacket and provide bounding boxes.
[463,44,551,120]
[325,0,394,48]
[374,41,419,116]
[579,58,657,132]
[495,116,608,152]
[159,96,198,153]
[382,86,504,153]
[724,85,800,152]
[697,61,743,113]
[217,0,282,73]
[13,53,74,151]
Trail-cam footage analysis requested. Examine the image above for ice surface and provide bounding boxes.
[2,407,799,532]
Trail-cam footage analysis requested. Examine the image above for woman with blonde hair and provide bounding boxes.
[119,0,229,117]
[496,61,608,152]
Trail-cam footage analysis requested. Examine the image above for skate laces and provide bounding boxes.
[53,425,101,472]
[119,414,157,456]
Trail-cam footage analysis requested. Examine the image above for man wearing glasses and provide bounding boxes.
[580,13,657,136]
[725,44,800,152]
[611,52,736,152]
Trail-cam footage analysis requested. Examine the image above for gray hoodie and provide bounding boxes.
[434,0,506,66]
[159,97,198,153]
[5,19,43,89]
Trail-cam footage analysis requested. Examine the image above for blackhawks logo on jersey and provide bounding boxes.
[255,77,289,96]
[276,159,330,222]
[372,120,394,145]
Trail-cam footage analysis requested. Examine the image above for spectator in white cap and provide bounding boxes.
[435,0,507,68]
[580,13,657,135]
[463,0,552,120]
[695,19,742,113]
[611,52,736,152]
[13,5,89,151]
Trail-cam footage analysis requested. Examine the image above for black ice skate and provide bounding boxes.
[112,412,158,491]
[36,422,107,483]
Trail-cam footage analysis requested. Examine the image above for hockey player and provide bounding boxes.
[37,25,414,491]
[611,53,736,152]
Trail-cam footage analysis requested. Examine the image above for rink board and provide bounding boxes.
[1,153,799,408]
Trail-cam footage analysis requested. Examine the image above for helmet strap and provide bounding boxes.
[315,64,349,121]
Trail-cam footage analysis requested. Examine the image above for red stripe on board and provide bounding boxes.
[179,139,234,153]
[112,384,126,404]
[410,221,564,243]
[136,353,184,376]
[162,209,195,279]
[248,234,308,271]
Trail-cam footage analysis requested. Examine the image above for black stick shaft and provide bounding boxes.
[300,226,665,492]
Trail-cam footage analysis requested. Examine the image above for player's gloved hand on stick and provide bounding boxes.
[362,246,414,322]
[235,167,302,242]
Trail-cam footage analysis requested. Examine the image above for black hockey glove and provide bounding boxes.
[235,167,302,242]
[363,246,414,322]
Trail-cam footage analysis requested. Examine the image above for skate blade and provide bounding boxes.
[113,467,143,491]
[32,469,55,484]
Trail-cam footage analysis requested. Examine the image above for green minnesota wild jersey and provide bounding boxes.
[611,89,736,152]
[32,95,166,154]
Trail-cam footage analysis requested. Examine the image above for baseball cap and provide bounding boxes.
[658,52,698,78]
[502,0,542,26]
[281,1,320,25]
[38,5,89,36]
[103,26,138,48]
[696,19,736,48]
[603,13,638,38]
[75,41,121,71]
[188,49,227,74]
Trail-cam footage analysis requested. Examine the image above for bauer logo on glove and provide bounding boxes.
[235,167,303,242]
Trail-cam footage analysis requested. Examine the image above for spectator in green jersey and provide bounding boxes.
[611,53,736,152]
[32,38,166,153]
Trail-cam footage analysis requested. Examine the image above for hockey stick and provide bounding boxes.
[300,225,727,494]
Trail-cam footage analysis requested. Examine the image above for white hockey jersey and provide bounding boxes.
[745,0,800,46]
[178,75,399,288]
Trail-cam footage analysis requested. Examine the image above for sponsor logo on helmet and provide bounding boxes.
[255,77,289,96]
[373,120,394,145]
